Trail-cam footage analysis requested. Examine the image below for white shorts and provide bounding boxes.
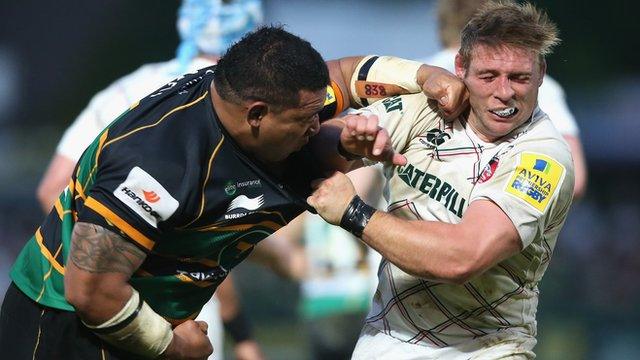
[351,324,536,360]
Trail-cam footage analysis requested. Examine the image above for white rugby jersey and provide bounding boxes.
[56,57,215,161]
[358,93,575,347]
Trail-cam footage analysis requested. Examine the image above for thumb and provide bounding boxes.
[392,153,407,166]
[439,93,449,108]
[195,320,208,334]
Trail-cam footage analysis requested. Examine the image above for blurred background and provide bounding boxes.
[1,1,639,359]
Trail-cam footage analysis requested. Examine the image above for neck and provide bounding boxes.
[465,110,500,143]
[210,83,255,154]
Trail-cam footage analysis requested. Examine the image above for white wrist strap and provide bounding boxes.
[83,289,173,359]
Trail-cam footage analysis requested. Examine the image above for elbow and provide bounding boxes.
[427,250,484,285]
[436,262,479,285]
[447,265,479,285]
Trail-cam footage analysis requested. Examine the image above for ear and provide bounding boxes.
[246,102,268,128]
[454,52,466,79]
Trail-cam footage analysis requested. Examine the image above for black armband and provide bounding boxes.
[337,141,362,161]
[223,310,253,343]
[339,195,377,238]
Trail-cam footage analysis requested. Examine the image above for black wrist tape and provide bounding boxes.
[337,141,363,161]
[340,195,377,238]
[223,311,253,343]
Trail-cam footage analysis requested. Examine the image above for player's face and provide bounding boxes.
[456,44,545,142]
[258,88,325,162]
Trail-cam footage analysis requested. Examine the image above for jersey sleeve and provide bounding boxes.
[469,140,575,248]
[538,76,579,137]
[77,148,187,251]
[318,81,348,122]
[74,100,213,251]
[354,93,441,154]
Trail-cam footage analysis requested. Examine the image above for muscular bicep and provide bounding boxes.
[69,222,147,275]
[460,200,522,273]
[65,222,147,323]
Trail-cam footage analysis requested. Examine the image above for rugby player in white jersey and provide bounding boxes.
[309,2,575,358]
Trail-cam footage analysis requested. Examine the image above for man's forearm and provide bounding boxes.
[361,211,477,284]
[65,222,175,358]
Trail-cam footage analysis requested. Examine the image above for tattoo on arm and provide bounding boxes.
[70,222,147,274]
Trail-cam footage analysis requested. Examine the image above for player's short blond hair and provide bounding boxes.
[459,1,560,69]
[437,0,489,48]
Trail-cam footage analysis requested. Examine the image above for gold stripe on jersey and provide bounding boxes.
[129,99,140,110]
[68,178,75,195]
[332,80,346,116]
[35,243,62,302]
[74,179,87,201]
[102,91,209,150]
[178,135,225,229]
[177,257,219,268]
[31,309,45,360]
[84,197,155,251]
[191,210,288,232]
[175,273,217,288]
[34,228,65,275]
[95,129,109,162]
[196,220,283,233]
[53,198,68,220]
[236,241,253,252]
[83,129,110,190]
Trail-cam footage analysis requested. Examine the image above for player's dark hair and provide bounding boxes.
[214,25,329,111]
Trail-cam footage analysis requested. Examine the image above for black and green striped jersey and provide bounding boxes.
[10,66,324,323]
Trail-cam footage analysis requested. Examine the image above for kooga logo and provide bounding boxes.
[121,187,160,219]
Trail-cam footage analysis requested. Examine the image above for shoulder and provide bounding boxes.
[508,112,575,178]
[364,93,440,129]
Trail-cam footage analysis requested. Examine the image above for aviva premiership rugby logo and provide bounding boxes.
[505,152,565,213]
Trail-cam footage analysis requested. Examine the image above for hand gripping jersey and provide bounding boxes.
[10,66,323,323]
[358,93,575,349]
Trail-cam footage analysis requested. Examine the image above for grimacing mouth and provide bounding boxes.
[489,107,519,118]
